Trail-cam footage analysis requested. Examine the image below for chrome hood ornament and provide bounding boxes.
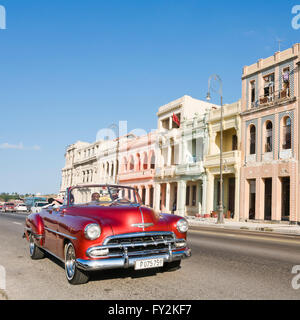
[131,223,154,229]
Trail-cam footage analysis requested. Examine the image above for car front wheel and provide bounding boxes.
[29,234,45,260]
[64,242,89,285]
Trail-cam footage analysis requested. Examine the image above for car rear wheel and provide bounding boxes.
[162,260,181,272]
[64,242,89,285]
[29,234,45,260]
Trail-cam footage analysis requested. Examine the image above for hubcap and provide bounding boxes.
[29,236,35,256]
[65,244,76,280]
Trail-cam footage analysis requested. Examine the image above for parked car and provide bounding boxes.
[3,202,16,213]
[0,203,4,212]
[24,184,191,285]
[30,201,49,213]
[15,203,28,213]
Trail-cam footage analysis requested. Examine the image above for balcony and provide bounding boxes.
[253,89,294,109]
[204,150,241,169]
[74,155,97,166]
[119,169,155,182]
[155,166,176,178]
[208,101,241,122]
[175,161,204,176]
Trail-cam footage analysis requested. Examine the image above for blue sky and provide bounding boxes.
[0,0,299,194]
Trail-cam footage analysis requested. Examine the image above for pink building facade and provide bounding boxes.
[118,132,156,207]
[240,44,300,223]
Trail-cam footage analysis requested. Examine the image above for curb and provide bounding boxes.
[187,220,300,236]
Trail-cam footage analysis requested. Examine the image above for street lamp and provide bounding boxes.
[206,74,224,224]
[109,123,120,185]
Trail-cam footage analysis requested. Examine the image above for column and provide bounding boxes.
[197,181,202,215]
[234,167,240,221]
[206,171,214,215]
[167,143,172,166]
[201,174,207,216]
[256,178,265,220]
[165,182,171,213]
[169,116,173,130]
[113,161,117,182]
[145,185,151,206]
[161,184,166,211]
[272,176,281,222]
[176,180,187,216]
[154,183,161,212]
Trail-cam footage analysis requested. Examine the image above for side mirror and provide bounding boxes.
[60,208,67,217]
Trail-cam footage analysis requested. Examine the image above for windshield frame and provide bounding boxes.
[67,184,142,207]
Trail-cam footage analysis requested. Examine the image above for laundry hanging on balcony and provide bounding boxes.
[283,72,290,83]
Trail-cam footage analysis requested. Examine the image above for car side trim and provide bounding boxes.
[44,227,77,241]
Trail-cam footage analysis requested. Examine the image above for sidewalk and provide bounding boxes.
[187,216,300,236]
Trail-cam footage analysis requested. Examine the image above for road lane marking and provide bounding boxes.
[189,229,300,245]
[12,222,22,226]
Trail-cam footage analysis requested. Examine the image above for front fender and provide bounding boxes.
[160,213,188,240]
[25,213,45,246]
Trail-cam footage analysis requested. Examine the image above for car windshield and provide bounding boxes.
[68,185,141,206]
[37,202,48,207]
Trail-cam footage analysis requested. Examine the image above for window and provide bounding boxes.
[150,153,155,169]
[161,118,170,130]
[232,135,238,151]
[186,186,190,206]
[192,139,197,161]
[122,158,127,172]
[250,125,256,155]
[283,117,291,149]
[192,186,197,206]
[129,156,134,171]
[250,81,256,107]
[263,73,275,102]
[143,153,148,170]
[265,121,273,153]
[281,67,290,99]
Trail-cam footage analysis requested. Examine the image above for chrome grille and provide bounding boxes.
[103,232,176,257]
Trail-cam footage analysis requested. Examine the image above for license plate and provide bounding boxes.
[135,258,164,270]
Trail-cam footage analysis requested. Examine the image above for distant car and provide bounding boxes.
[24,184,191,285]
[31,202,49,213]
[3,202,16,213]
[0,203,3,211]
[15,203,28,213]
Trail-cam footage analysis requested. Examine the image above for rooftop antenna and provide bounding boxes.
[276,38,284,52]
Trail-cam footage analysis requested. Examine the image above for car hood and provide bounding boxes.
[74,205,163,235]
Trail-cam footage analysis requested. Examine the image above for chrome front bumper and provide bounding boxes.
[76,247,191,271]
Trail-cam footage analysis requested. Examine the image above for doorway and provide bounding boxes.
[264,178,272,220]
[248,179,256,220]
[281,177,290,221]
[228,178,235,218]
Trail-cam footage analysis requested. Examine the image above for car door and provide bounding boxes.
[42,205,59,255]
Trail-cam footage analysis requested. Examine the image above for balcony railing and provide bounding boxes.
[155,166,176,178]
[251,89,293,109]
[204,150,241,168]
[119,169,155,181]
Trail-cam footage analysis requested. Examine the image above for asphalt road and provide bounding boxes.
[0,212,300,300]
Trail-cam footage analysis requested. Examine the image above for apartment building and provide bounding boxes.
[240,44,300,223]
[154,95,219,216]
[204,100,242,220]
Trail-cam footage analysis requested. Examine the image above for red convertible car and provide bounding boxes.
[24,184,191,284]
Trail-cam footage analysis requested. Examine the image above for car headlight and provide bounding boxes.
[84,223,101,240]
[177,219,189,233]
